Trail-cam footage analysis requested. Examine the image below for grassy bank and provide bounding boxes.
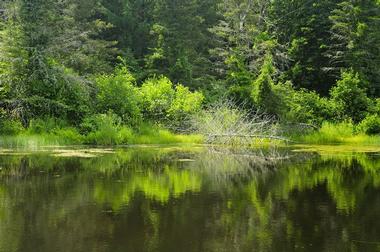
[292,121,380,145]
[2,118,380,149]
[0,125,203,148]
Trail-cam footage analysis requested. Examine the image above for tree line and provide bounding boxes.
[0,0,379,135]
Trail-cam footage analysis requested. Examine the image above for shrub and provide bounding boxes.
[96,66,142,125]
[140,77,204,127]
[117,126,134,144]
[140,76,175,121]
[285,88,336,125]
[0,119,24,135]
[358,115,380,135]
[368,98,380,115]
[168,85,204,121]
[330,70,370,123]
[84,113,123,145]
[53,127,83,144]
[252,55,280,116]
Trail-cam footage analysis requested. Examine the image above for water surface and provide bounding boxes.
[1,146,380,252]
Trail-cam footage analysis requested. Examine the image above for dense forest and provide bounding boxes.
[0,0,380,144]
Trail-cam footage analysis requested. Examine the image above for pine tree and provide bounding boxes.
[271,0,340,94]
[209,0,287,105]
[252,55,279,115]
[0,0,116,124]
[145,0,220,88]
[328,0,380,96]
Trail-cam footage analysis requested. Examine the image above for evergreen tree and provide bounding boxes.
[252,55,280,115]
[0,0,116,124]
[328,0,380,96]
[145,0,220,88]
[209,0,287,104]
[271,0,340,94]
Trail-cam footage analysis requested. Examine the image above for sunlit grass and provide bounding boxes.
[0,132,83,149]
[293,121,380,145]
[128,129,203,145]
[0,127,204,147]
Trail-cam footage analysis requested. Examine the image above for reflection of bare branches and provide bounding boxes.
[189,146,292,186]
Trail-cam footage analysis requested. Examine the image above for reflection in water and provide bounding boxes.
[0,147,380,251]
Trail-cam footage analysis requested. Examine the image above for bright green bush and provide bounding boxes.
[368,98,380,115]
[0,119,24,135]
[140,76,204,125]
[96,66,142,125]
[358,115,380,135]
[117,126,134,144]
[84,113,123,145]
[330,71,370,123]
[285,88,336,125]
[140,76,175,120]
[168,85,204,120]
[52,127,83,144]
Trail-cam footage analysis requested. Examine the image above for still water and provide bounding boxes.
[0,146,380,252]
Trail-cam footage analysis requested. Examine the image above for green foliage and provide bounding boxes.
[1,0,380,147]
[81,113,201,145]
[27,118,68,134]
[168,85,204,121]
[285,88,336,125]
[0,119,24,135]
[299,121,355,144]
[51,128,83,144]
[129,123,203,145]
[357,115,380,135]
[329,0,380,95]
[142,0,219,88]
[330,71,370,123]
[83,113,124,145]
[83,112,135,146]
[252,55,283,117]
[25,117,83,144]
[272,0,339,93]
[140,77,175,121]
[140,76,204,124]
[95,66,142,125]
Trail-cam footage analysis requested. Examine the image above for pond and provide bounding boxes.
[0,145,380,252]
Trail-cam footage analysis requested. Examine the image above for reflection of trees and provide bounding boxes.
[93,166,201,209]
[209,153,380,251]
[1,149,380,251]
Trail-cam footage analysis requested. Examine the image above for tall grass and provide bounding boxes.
[128,124,203,144]
[0,130,84,149]
[0,117,202,147]
[296,121,380,145]
[84,122,202,145]
[0,118,84,148]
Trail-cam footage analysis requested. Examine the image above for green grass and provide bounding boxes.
[4,120,380,148]
[0,125,203,148]
[0,128,84,148]
[128,129,203,145]
[294,121,380,145]
[127,124,203,144]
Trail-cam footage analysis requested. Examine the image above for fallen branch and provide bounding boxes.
[206,134,291,142]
